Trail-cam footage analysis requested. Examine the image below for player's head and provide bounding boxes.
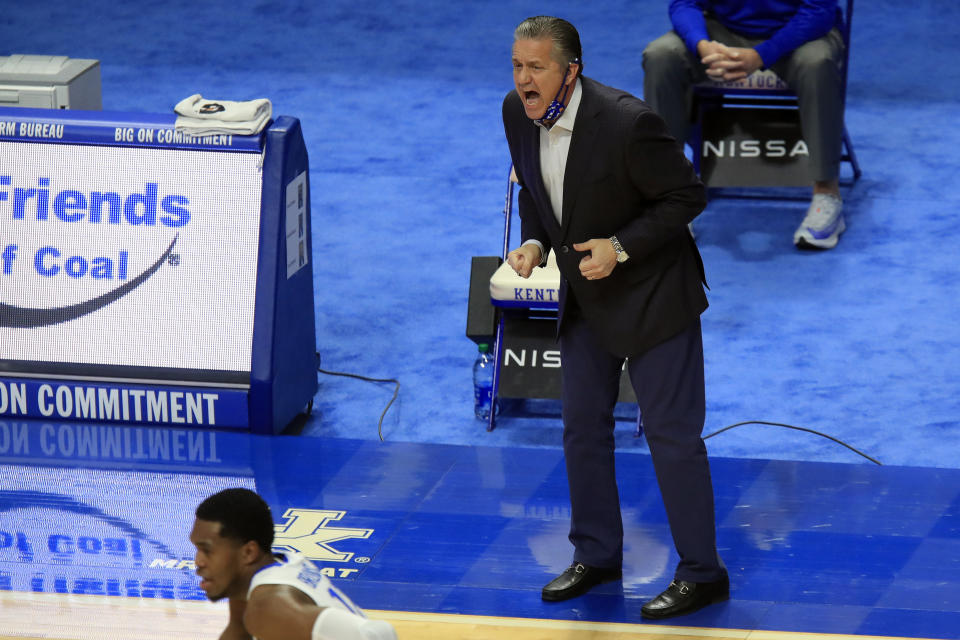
[190,488,275,601]
[195,488,275,553]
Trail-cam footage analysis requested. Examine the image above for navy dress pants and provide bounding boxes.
[559,310,726,583]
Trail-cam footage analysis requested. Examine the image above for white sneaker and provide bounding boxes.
[793,194,845,249]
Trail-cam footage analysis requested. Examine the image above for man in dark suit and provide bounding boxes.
[503,16,729,620]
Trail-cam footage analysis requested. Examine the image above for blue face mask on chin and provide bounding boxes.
[535,60,580,128]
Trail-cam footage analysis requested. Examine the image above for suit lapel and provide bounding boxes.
[560,78,601,240]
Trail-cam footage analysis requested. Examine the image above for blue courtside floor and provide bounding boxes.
[1,421,958,639]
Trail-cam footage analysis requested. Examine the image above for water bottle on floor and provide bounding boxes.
[473,343,496,420]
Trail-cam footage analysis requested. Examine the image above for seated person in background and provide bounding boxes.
[643,0,847,249]
[190,488,397,640]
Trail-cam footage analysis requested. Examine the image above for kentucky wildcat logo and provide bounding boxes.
[272,509,374,563]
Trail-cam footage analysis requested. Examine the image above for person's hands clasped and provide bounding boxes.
[574,239,617,281]
[507,244,543,279]
[697,40,763,82]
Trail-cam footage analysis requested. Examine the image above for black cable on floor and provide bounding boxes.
[704,420,882,465]
[317,365,399,441]
[312,356,877,463]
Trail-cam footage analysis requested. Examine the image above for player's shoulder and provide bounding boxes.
[249,551,330,607]
[251,552,311,585]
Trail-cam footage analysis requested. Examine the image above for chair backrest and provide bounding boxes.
[840,0,854,107]
[841,0,854,49]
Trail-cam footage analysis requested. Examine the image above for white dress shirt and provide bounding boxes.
[522,79,582,263]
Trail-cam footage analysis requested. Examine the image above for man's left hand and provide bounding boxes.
[573,239,618,281]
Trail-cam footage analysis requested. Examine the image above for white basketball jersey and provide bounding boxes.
[248,551,365,616]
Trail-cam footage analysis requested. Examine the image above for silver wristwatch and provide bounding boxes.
[610,236,629,263]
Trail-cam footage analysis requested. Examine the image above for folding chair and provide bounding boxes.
[689,0,861,189]
[466,166,638,432]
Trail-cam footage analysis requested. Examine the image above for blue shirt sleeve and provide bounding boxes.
[753,1,838,66]
[668,0,711,56]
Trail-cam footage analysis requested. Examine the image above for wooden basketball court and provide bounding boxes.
[0,590,934,640]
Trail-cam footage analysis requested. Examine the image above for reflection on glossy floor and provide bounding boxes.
[1,421,958,640]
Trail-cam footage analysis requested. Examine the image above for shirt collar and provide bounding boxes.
[536,78,582,133]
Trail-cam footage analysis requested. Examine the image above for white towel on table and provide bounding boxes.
[174,94,272,135]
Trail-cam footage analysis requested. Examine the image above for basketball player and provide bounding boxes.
[190,488,397,640]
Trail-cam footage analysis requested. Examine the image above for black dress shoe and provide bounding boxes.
[640,576,729,619]
[541,562,622,602]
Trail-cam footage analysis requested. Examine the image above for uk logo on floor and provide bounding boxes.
[150,508,375,580]
[273,508,374,568]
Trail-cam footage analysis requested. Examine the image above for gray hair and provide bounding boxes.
[514,16,583,73]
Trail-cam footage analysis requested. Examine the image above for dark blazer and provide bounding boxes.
[502,75,709,358]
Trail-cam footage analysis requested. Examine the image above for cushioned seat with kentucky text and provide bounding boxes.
[698,68,789,91]
[489,250,560,309]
